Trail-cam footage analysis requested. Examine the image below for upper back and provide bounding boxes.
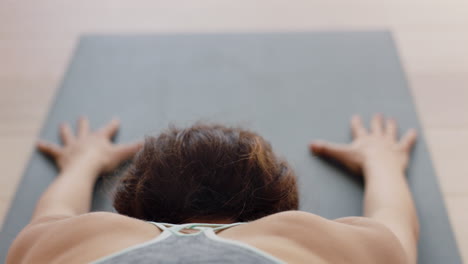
[7,211,406,264]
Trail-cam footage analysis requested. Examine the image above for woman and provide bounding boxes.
[7,114,419,264]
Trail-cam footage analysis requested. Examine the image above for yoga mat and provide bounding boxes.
[0,32,461,263]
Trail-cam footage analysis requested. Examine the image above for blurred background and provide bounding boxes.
[0,0,467,261]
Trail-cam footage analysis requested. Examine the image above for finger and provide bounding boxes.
[351,115,367,138]
[60,123,75,144]
[114,141,144,161]
[77,116,90,137]
[309,140,350,160]
[98,118,120,138]
[371,113,384,134]
[399,129,417,151]
[385,118,397,139]
[37,140,61,157]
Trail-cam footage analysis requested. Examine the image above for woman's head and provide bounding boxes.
[113,123,298,223]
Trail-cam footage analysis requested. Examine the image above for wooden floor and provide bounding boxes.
[1,0,467,261]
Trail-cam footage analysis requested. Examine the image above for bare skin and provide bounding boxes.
[6,115,418,264]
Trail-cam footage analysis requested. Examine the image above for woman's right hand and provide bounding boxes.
[309,114,417,178]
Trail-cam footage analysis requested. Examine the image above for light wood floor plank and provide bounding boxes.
[446,195,468,262]
[425,129,468,195]
[408,73,468,129]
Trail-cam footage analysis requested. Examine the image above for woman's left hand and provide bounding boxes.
[37,117,143,175]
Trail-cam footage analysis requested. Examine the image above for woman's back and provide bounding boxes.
[9,211,405,264]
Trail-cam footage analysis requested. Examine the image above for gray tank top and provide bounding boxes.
[91,222,284,264]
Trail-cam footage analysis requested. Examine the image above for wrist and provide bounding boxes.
[362,157,406,178]
[59,153,104,177]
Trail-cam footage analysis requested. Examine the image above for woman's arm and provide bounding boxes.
[31,156,101,222]
[31,117,142,223]
[310,114,419,264]
[7,117,142,263]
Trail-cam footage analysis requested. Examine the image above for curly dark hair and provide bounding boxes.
[113,123,298,223]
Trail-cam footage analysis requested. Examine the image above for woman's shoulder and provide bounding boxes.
[28,211,153,237]
[255,210,402,239]
[244,211,406,264]
[7,212,159,264]
[249,210,334,231]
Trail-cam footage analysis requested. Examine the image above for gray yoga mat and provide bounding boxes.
[0,32,461,263]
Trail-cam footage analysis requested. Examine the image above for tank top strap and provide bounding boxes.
[148,222,171,232]
[148,222,246,235]
[210,222,245,233]
[148,222,203,235]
